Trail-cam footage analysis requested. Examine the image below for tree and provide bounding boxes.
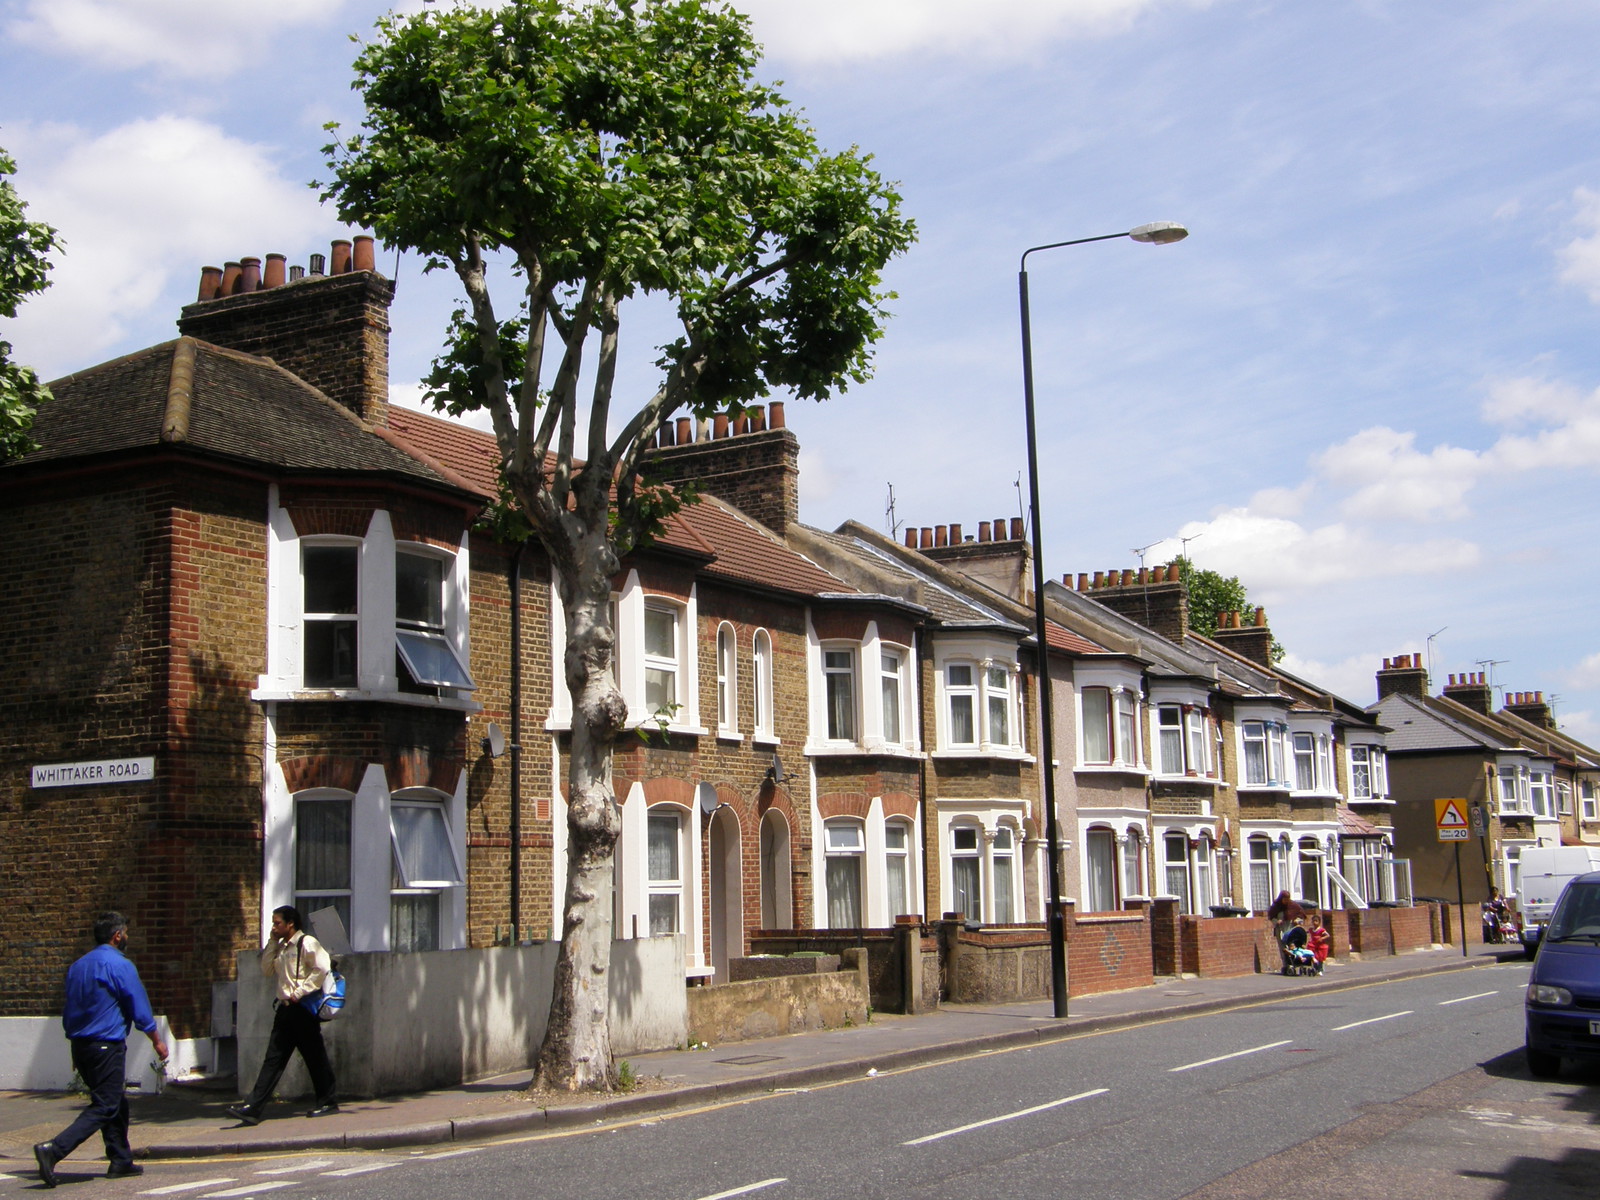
[320,0,914,1091]
[0,146,60,462]
[1172,556,1284,663]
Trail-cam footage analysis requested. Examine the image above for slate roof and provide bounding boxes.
[12,339,468,493]
[1370,692,1522,754]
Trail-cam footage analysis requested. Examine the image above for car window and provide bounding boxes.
[1547,881,1600,940]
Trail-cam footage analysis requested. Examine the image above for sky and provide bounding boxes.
[2,0,1598,740]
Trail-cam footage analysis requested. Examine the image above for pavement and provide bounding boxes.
[0,942,1524,1168]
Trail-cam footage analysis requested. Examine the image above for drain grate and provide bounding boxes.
[716,1054,785,1066]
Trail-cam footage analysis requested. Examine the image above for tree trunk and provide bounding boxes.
[534,538,626,1091]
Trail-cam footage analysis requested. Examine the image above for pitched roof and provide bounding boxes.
[1370,692,1522,754]
[10,338,469,493]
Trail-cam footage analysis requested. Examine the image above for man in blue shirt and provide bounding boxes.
[34,912,169,1188]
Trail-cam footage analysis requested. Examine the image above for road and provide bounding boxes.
[6,960,1596,1200]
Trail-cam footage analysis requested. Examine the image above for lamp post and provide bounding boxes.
[1020,221,1187,1018]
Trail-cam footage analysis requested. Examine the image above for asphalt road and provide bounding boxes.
[8,960,1597,1200]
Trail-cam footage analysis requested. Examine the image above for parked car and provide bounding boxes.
[1517,846,1600,958]
[1524,870,1600,1078]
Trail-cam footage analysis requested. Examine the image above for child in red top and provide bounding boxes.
[1308,912,1331,965]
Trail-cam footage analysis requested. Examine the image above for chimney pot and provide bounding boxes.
[767,400,785,429]
[1010,517,1025,540]
[949,522,963,543]
[934,525,949,548]
[918,527,933,550]
[675,417,692,445]
[352,235,376,272]
[713,413,729,439]
[263,253,287,289]
[1254,606,1265,627]
[238,257,262,293]
[994,517,1007,539]
[658,424,674,448]
[751,408,766,433]
[1077,573,1089,591]
[288,264,305,282]
[330,240,352,274]
[1138,567,1149,584]
[903,528,918,549]
[197,266,223,302]
[1092,571,1104,587]
[977,521,992,542]
[308,252,326,276]
[733,412,749,435]
[1121,569,1135,586]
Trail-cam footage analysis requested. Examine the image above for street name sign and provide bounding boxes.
[1435,797,1470,842]
[30,757,155,789]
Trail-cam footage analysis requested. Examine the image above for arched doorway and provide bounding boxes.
[708,801,743,978]
[759,809,792,930]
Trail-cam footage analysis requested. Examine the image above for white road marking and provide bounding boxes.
[1169,1040,1292,1073]
[412,1147,486,1160]
[1332,1010,1413,1031]
[692,1179,788,1200]
[255,1160,336,1175]
[1439,991,1498,1005]
[902,1088,1109,1145]
[202,1184,299,1198]
[140,1181,238,1195]
[320,1162,402,1177]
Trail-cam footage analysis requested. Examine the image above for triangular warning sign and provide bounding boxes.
[1437,800,1468,827]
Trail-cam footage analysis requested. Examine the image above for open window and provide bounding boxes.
[390,795,465,952]
[395,548,474,692]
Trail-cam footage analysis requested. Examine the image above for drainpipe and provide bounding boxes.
[509,541,526,942]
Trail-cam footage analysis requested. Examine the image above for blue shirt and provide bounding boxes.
[61,943,157,1042]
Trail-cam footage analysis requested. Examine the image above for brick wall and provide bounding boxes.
[644,422,799,536]
[1179,915,1269,978]
[1063,904,1154,996]
[1389,904,1434,953]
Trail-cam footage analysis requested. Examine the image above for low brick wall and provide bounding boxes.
[749,930,904,1011]
[1179,914,1270,978]
[687,948,869,1045]
[945,926,1052,1004]
[1065,906,1154,996]
[1346,907,1394,955]
[1390,904,1434,953]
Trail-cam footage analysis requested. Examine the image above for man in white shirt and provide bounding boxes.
[225,906,338,1124]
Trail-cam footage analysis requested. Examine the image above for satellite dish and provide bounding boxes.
[482,722,506,759]
[698,783,719,815]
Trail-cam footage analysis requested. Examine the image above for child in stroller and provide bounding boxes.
[1280,916,1321,976]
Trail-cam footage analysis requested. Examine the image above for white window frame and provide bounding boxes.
[885,820,914,921]
[1530,769,1554,819]
[1498,762,1528,815]
[1240,717,1290,788]
[294,791,353,936]
[823,819,866,928]
[880,647,908,748]
[752,629,776,743]
[1076,674,1143,771]
[647,806,687,936]
[389,790,467,954]
[300,537,361,689]
[949,825,984,922]
[992,825,1019,924]
[946,662,979,747]
[715,622,738,735]
[643,600,683,719]
[821,644,859,744]
[394,544,475,693]
[1582,777,1598,822]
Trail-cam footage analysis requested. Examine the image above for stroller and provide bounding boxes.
[1279,922,1322,976]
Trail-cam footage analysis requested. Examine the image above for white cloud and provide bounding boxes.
[1483,378,1600,471]
[1150,508,1480,593]
[6,117,329,376]
[1314,426,1484,522]
[388,381,495,435]
[1276,649,1384,708]
[1559,186,1600,304]
[6,0,345,80]
[736,0,1215,64]
[1567,652,1600,691]
[1560,709,1600,746]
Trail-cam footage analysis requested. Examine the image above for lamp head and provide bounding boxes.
[1128,221,1188,245]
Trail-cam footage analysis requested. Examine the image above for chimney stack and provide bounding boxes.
[1441,670,1493,715]
[1077,561,1191,642]
[1504,689,1556,730]
[642,401,800,535]
[1376,653,1429,701]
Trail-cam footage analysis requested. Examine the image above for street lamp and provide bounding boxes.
[1020,220,1188,1018]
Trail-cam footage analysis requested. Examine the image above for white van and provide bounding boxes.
[1519,845,1600,957]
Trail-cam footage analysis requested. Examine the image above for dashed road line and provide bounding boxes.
[693,1179,788,1200]
[1438,991,1498,1005]
[140,1180,239,1195]
[1332,1010,1412,1031]
[903,1088,1109,1145]
[1170,1040,1292,1073]
[412,1147,486,1160]
[320,1162,402,1177]
[201,1184,298,1198]
[255,1160,336,1175]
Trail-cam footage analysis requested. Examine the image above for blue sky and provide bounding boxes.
[3,0,1598,738]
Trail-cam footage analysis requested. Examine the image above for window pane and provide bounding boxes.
[949,695,975,744]
[645,666,676,711]
[304,619,357,687]
[1159,707,1184,774]
[885,824,908,851]
[297,895,351,938]
[993,855,1014,923]
[826,656,855,741]
[951,826,979,852]
[1243,723,1267,785]
[392,803,461,885]
[987,669,1009,744]
[396,629,475,689]
[1082,689,1110,763]
[391,893,440,953]
[1116,695,1136,763]
[825,822,864,852]
[1186,710,1207,774]
[644,606,677,657]
[648,893,680,935]
[296,799,351,892]
[1293,733,1315,790]
[947,664,973,687]
[753,632,772,733]
[395,553,445,628]
[1086,831,1116,912]
[826,855,863,927]
[951,855,982,922]
[303,545,357,614]
[648,811,681,881]
[886,854,909,919]
[881,654,902,744]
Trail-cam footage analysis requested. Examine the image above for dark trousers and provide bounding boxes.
[51,1039,132,1168]
[242,1001,336,1113]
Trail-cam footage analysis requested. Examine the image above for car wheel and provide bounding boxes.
[1526,1046,1561,1078]
[1524,945,1537,960]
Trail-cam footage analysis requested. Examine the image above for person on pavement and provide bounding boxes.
[34,911,169,1188]
[226,905,338,1125]
[1266,890,1305,937]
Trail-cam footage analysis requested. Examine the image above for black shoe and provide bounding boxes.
[305,1103,340,1118]
[106,1162,144,1178]
[34,1142,59,1189]
[225,1103,261,1126]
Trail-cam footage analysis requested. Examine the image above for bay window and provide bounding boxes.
[885,822,913,919]
[824,820,865,927]
[950,826,983,922]
[302,542,359,687]
[992,826,1017,923]
[1156,704,1211,777]
[823,647,857,742]
[881,649,907,746]
[1242,720,1289,787]
[1081,685,1140,768]
[647,808,685,935]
